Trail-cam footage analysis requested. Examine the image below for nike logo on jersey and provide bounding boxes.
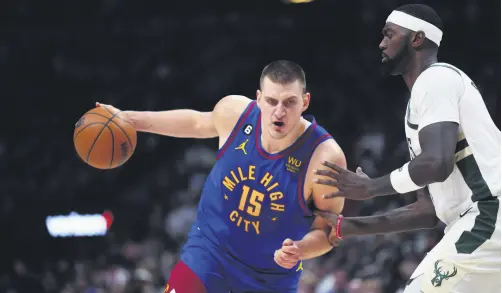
[235,139,249,155]
[459,207,473,218]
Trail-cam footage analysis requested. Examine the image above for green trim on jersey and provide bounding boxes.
[406,100,418,130]
[455,199,499,254]
[454,137,498,254]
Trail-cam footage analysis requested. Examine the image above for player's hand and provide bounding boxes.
[313,210,343,246]
[96,102,134,125]
[314,165,374,200]
[96,102,121,115]
[274,238,301,269]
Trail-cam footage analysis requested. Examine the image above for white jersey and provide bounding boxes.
[405,62,501,225]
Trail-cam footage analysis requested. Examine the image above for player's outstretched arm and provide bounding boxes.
[315,187,438,241]
[96,95,251,139]
[314,69,462,200]
[314,122,458,200]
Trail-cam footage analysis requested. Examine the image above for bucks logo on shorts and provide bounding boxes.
[431,259,458,287]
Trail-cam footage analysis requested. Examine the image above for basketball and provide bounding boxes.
[73,107,137,169]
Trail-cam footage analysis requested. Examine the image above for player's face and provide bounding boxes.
[379,23,411,76]
[256,77,309,140]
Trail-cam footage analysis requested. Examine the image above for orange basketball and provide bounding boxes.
[73,107,137,169]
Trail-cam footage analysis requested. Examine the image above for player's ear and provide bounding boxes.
[411,31,426,48]
[256,89,262,108]
[302,93,310,112]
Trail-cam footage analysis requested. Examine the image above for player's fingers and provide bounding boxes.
[314,169,340,180]
[322,161,344,173]
[281,246,300,258]
[278,250,299,264]
[282,238,294,246]
[356,167,369,178]
[313,178,339,187]
[322,190,344,199]
[275,253,297,268]
[274,257,296,269]
[274,251,289,265]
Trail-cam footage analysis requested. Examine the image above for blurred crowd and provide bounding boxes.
[1,0,499,292]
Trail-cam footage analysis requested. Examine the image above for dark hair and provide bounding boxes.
[260,60,306,92]
[395,4,443,31]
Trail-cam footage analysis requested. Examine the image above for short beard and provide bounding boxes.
[380,40,410,76]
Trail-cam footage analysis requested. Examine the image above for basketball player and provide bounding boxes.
[314,4,501,293]
[97,60,346,293]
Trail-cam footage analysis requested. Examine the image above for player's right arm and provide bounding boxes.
[96,95,251,141]
[316,187,438,242]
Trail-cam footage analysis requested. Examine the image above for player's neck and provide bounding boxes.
[402,52,438,90]
[260,118,308,154]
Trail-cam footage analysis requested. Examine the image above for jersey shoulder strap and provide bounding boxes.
[216,101,257,160]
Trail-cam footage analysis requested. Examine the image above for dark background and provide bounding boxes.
[1,0,500,292]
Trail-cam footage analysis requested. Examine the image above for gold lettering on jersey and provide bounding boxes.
[222,165,256,192]
[223,176,236,191]
[270,203,285,212]
[223,165,287,235]
[270,191,283,201]
[260,172,273,187]
[229,210,260,234]
[286,156,302,173]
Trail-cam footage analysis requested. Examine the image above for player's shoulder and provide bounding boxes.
[310,137,346,168]
[414,63,465,93]
[213,95,253,135]
[214,95,252,112]
[214,95,252,119]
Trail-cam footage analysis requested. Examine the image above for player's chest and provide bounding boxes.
[215,155,309,235]
[216,147,306,204]
[218,153,303,193]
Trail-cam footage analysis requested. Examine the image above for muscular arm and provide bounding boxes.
[317,188,438,239]
[368,69,463,197]
[124,95,251,139]
[369,122,459,196]
[295,140,346,259]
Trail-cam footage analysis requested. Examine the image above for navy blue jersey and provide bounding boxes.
[187,101,332,274]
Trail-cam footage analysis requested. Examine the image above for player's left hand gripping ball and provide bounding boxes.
[274,238,301,269]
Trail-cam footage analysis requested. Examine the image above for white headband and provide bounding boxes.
[386,10,443,46]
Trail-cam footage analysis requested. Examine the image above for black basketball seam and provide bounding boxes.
[101,107,135,127]
[85,124,112,163]
[108,125,115,168]
[74,122,108,140]
[85,111,122,163]
[84,112,134,149]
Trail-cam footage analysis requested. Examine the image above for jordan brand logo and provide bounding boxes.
[296,261,304,272]
[235,139,249,155]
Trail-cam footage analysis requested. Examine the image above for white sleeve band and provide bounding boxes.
[390,162,423,194]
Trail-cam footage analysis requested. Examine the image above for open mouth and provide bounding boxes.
[273,121,285,127]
